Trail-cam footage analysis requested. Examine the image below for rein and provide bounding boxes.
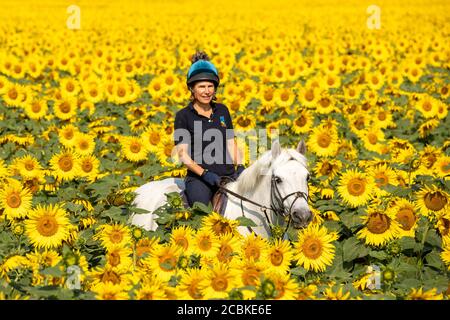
[219,175,309,237]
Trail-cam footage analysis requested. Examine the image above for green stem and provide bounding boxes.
[418,223,430,280]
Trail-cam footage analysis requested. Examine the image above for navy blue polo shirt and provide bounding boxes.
[174,101,235,177]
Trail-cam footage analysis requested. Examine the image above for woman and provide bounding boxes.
[173,51,244,207]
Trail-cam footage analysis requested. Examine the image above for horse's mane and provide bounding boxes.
[235,148,308,194]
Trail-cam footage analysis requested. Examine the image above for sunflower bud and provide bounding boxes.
[388,242,402,256]
[132,227,143,240]
[261,279,276,298]
[382,268,395,283]
[64,253,78,266]
[124,192,135,204]
[270,225,285,240]
[177,255,189,269]
[12,224,25,236]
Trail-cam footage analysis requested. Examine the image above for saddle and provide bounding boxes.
[180,176,234,216]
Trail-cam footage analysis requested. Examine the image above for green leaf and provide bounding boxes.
[40,266,64,277]
[342,237,368,262]
[236,216,258,227]
[339,211,362,230]
[290,266,308,277]
[369,250,388,260]
[425,230,441,248]
[425,251,443,269]
[399,237,417,251]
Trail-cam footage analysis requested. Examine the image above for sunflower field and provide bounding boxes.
[0,0,449,300]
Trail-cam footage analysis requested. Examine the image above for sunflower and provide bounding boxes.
[134,283,167,300]
[216,233,241,264]
[177,268,208,300]
[337,169,375,208]
[415,185,449,218]
[291,109,313,134]
[73,133,96,156]
[0,179,33,219]
[357,126,386,154]
[169,225,195,256]
[24,99,48,120]
[105,245,133,270]
[293,223,336,272]
[95,223,132,250]
[262,238,293,274]
[368,164,397,196]
[82,81,104,104]
[261,271,299,300]
[435,100,448,119]
[193,228,221,259]
[297,86,320,108]
[357,207,401,247]
[120,136,149,163]
[313,158,342,182]
[405,287,443,300]
[433,155,450,179]
[201,211,240,237]
[234,114,256,131]
[239,232,269,261]
[202,263,239,299]
[307,126,339,157]
[79,155,100,182]
[315,92,337,114]
[25,204,72,249]
[419,119,440,138]
[391,198,419,237]
[141,125,165,152]
[92,282,129,300]
[58,124,79,148]
[60,77,80,97]
[49,150,81,181]
[3,82,25,107]
[231,258,267,299]
[322,285,351,300]
[53,97,78,120]
[155,135,178,167]
[144,243,182,282]
[135,237,159,259]
[11,154,43,180]
[274,88,295,108]
[415,94,438,118]
[147,77,166,99]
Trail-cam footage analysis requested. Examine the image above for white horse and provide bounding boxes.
[130,140,312,238]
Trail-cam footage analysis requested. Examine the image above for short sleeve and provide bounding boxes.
[174,111,188,145]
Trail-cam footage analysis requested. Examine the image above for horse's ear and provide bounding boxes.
[297,140,307,155]
[271,139,281,158]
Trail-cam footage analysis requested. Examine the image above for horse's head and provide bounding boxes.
[236,139,312,230]
[269,140,312,229]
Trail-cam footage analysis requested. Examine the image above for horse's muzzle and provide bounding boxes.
[292,209,313,229]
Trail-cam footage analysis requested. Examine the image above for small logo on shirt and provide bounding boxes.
[219,116,227,128]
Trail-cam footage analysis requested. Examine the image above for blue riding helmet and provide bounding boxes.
[186,60,220,88]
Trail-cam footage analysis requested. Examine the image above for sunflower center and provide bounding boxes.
[66,82,74,92]
[378,111,387,121]
[218,244,233,263]
[319,98,331,108]
[79,140,89,150]
[63,130,74,139]
[31,102,42,113]
[36,215,58,237]
[320,162,333,175]
[305,90,314,101]
[212,221,232,236]
[375,173,389,187]
[187,281,203,299]
[264,91,273,101]
[82,160,93,173]
[165,77,174,85]
[281,92,289,101]
[295,115,307,127]
[212,276,228,292]
[198,237,212,251]
[159,255,177,271]
[6,192,22,208]
[302,237,323,259]
[164,145,172,157]
[424,191,447,211]
[422,101,432,111]
[101,270,120,284]
[149,132,160,145]
[153,83,161,91]
[59,101,71,113]
[58,156,73,172]
[368,133,378,144]
[396,207,416,231]
[175,237,188,250]
[89,89,98,97]
[242,268,259,286]
[25,161,35,171]
[110,231,124,244]
[317,133,331,148]
[270,249,283,266]
[130,142,141,153]
[8,89,18,99]
[245,245,260,260]
[108,252,121,267]
[117,87,126,97]
[367,212,390,234]
[238,118,251,127]
[347,178,366,196]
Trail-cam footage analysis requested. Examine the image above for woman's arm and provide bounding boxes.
[176,143,206,176]
[226,137,243,166]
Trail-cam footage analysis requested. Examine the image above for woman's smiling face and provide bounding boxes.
[192,81,215,104]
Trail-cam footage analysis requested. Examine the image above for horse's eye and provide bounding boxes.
[274,176,282,184]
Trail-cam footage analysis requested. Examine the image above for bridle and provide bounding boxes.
[219,170,309,237]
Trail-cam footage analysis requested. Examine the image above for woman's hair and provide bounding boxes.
[191,51,210,64]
